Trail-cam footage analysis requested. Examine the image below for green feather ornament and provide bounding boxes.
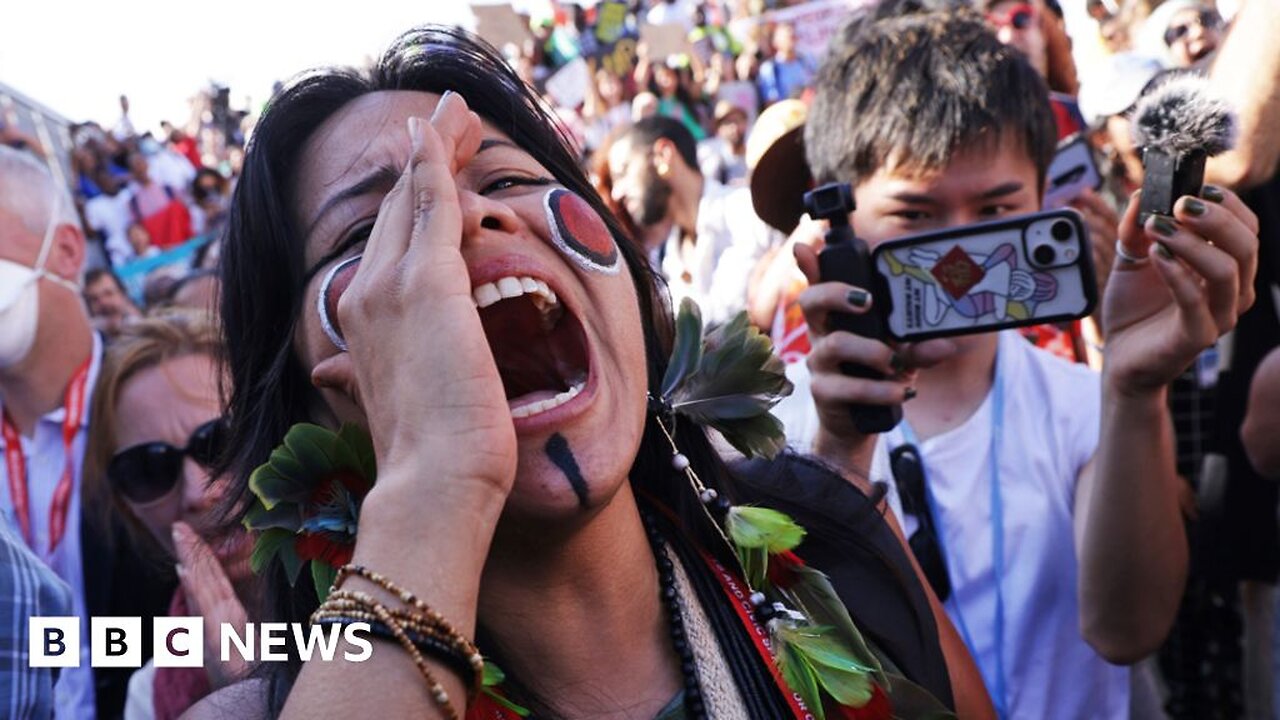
[244,423,374,600]
[727,506,807,588]
[481,662,532,716]
[782,564,886,687]
[775,623,875,712]
[661,299,792,459]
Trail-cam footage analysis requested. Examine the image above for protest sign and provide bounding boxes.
[473,3,532,49]
[640,22,693,61]
[545,57,591,109]
[591,1,639,76]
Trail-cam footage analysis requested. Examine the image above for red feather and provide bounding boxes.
[295,534,353,567]
[767,549,806,588]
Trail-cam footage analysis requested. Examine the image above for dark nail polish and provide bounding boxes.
[1201,185,1226,203]
[889,352,907,374]
[904,387,918,401]
[1155,242,1175,260]
[847,288,870,309]
[1183,198,1206,216]
[1152,216,1178,237]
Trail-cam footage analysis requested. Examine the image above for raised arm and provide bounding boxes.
[278,94,515,720]
[1241,347,1280,479]
[1077,187,1259,662]
[1205,0,1280,190]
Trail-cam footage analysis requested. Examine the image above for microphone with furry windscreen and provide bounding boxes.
[1131,75,1237,226]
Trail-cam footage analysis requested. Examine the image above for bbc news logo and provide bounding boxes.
[28,617,372,667]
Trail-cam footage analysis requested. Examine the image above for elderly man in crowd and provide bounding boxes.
[0,145,170,718]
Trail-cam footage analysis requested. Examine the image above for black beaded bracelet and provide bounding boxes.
[314,616,479,691]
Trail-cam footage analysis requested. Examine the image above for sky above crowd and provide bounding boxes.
[1,0,500,133]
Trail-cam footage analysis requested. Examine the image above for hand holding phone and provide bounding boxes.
[807,183,902,434]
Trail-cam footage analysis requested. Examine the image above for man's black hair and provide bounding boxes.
[805,9,1057,190]
[619,115,700,172]
[84,266,128,295]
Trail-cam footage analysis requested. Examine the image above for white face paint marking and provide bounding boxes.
[318,254,361,351]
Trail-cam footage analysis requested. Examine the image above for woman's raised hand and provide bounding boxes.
[172,521,249,690]
[331,92,518,505]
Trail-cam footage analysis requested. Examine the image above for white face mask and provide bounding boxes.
[0,194,81,369]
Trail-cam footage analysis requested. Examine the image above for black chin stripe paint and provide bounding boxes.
[545,432,589,508]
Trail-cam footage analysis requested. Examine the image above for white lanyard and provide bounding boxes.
[897,361,1008,719]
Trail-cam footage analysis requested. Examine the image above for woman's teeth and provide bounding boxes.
[473,275,560,322]
[509,378,585,419]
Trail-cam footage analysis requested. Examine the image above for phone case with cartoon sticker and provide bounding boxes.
[871,209,1098,342]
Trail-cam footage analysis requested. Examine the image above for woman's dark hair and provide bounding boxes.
[218,24,744,711]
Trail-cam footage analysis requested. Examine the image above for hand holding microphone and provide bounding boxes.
[1131,74,1236,226]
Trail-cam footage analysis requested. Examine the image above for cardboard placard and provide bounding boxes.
[473,3,532,50]
[728,0,873,65]
[640,22,693,61]
[544,57,591,109]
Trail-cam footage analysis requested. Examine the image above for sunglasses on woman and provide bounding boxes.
[986,3,1036,31]
[107,418,227,504]
[1164,9,1221,46]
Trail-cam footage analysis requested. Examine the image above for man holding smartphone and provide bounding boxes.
[773,8,1259,718]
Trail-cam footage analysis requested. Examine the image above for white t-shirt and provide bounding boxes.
[659,182,783,325]
[85,189,135,267]
[777,331,1129,719]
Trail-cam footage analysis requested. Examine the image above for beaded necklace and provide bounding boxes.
[641,507,708,720]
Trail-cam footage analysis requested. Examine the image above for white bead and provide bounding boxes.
[672,453,690,471]
[750,591,766,606]
[699,488,718,503]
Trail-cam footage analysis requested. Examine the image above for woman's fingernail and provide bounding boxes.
[407,117,423,154]
[1182,197,1206,217]
[889,352,907,374]
[175,563,187,580]
[1155,242,1175,260]
[904,387,918,402]
[1152,216,1178,237]
[846,288,870,309]
[1201,185,1226,203]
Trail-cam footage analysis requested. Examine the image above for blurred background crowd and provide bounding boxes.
[3,0,1279,718]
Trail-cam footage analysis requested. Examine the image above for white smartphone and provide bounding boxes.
[871,209,1097,341]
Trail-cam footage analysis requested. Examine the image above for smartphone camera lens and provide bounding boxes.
[1051,220,1073,241]
[1033,245,1057,266]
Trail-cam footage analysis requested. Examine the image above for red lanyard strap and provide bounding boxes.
[1,357,91,553]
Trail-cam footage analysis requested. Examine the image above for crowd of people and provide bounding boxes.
[2,0,1279,718]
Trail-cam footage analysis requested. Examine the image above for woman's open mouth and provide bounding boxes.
[473,275,591,419]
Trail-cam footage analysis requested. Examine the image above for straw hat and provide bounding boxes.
[746,99,811,234]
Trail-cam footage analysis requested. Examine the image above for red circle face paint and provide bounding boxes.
[318,255,361,350]
[544,188,620,274]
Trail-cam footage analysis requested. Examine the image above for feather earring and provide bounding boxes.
[652,300,916,719]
